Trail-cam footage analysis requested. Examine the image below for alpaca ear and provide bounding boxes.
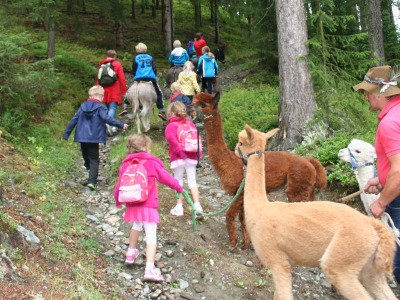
[213,92,221,107]
[244,124,254,141]
[265,128,279,140]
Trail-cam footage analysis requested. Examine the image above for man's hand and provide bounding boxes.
[364,177,382,195]
[122,124,129,132]
[370,199,386,218]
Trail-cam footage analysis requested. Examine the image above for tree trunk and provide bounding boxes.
[131,0,136,20]
[48,20,56,59]
[141,0,145,14]
[210,0,215,23]
[270,0,316,150]
[214,0,219,44]
[116,21,124,48]
[152,0,156,17]
[247,15,252,37]
[162,0,173,55]
[367,0,385,65]
[67,0,73,14]
[194,0,202,28]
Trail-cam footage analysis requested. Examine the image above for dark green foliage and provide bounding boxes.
[0,30,59,134]
[219,84,279,150]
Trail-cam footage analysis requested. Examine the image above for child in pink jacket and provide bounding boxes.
[114,134,183,282]
[164,101,203,216]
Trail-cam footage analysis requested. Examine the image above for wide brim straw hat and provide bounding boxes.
[353,65,400,97]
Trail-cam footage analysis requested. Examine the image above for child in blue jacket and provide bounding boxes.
[196,46,219,94]
[168,40,189,67]
[63,85,128,190]
[132,42,167,121]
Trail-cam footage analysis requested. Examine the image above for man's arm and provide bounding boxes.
[370,153,400,217]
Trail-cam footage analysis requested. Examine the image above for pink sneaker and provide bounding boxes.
[144,266,164,282]
[125,248,140,264]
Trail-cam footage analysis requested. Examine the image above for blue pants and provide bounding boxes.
[386,195,400,283]
[106,102,118,119]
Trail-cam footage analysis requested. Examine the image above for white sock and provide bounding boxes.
[194,202,202,210]
[146,262,155,270]
[175,203,183,208]
[127,247,136,254]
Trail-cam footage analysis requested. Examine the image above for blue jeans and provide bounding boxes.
[107,102,118,119]
[386,195,400,283]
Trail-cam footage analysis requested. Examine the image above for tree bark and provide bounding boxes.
[48,20,56,59]
[210,0,215,23]
[214,0,219,44]
[131,0,136,20]
[367,0,385,65]
[247,15,252,37]
[162,0,173,55]
[194,0,202,28]
[270,0,316,150]
[152,0,156,17]
[116,21,124,48]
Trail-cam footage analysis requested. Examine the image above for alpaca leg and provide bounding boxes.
[270,262,294,300]
[325,274,373,300]
[360,264,397,300]
[237,197,250,249]
[225,203,239,247]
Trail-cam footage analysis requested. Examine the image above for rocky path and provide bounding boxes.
[77,64,400,299]
[77,130,348,300]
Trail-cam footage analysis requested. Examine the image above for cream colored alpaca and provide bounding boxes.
[236,125,397,300]
[338,139,378,216]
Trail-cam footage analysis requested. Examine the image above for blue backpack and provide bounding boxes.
[187,41,195,57]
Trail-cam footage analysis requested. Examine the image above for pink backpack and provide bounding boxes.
[118,160,149,203]
[177,121,202,153]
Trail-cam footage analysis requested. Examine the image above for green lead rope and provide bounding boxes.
[176,178,246,231]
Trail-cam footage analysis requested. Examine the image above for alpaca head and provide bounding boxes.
[192,92,221,119]
[235,125,279,159]
[338,139,376,167]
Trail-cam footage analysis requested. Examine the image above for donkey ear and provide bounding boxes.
[213,92,221,107]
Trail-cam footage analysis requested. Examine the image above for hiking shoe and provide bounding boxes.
[106,124,112,137]
[195,213,205,221]
[144,267,164,282]
[170,206,184,216]
[125,248,140,264]
[158,111,167,122]
[111,126,118,134]
[119,107,128,116]
[87,183,97,191]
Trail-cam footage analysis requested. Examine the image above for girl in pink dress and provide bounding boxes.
[114,134,183,282]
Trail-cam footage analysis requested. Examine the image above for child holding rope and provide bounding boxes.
[165,101,203,217]
[114,134,183,282]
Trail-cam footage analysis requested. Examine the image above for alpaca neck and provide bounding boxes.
[354,165,375,190]
[203,113,243,180]
[244,153,269,210]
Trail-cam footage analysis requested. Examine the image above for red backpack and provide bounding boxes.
[177,121,202,153]
[118,160,149,203]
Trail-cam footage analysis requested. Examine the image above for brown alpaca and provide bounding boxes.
[192,92,327,249]
[236,125,397,300]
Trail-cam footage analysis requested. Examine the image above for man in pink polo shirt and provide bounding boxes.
[353,65,400,283]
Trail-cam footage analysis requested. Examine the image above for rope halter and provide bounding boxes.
[347,148,375,176]
[236,146,262,166]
